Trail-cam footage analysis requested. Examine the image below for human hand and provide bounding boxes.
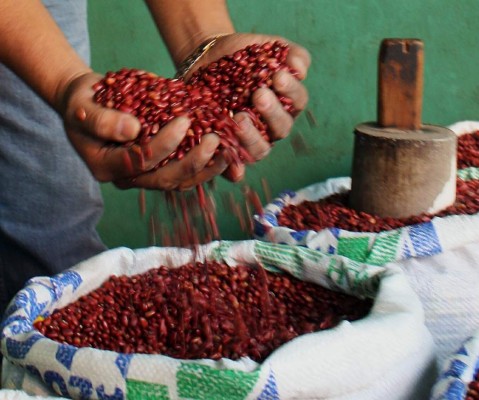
[185,33,311,182]
[59,72,229,190]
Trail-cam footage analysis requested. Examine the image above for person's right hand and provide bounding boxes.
[59,72,230,191]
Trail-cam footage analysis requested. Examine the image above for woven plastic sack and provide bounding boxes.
[430,329,479,399]
[2,240,435,400]
[393,240,479,370]
[254,121,479,265]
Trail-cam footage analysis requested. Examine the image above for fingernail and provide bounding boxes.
[202,133,221,154]
[255,90,271,109]
[175,116,191,132]
[237,114,251,131]
[290,55,307,79]
[118,115,140,140]
[75,107,87,121]
[275,71,289,89]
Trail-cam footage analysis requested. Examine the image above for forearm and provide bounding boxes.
[145,0,235,67]
[0,0,91,112]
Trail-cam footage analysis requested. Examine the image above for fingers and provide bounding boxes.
[273,70,309,113]
[114,134,227,190]
[286,44,311,80]
[77,104,141,142]
[233,113,271,161]
[222,162,246,183]
[130,116,190,172]
[252,88,294,141]
[68,115,191,182]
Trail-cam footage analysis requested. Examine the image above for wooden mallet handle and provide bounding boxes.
[378,39,424,130]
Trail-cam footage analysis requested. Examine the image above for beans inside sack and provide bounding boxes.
[278,131,479,233]
[34,261,372,362]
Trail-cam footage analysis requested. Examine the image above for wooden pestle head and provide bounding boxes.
[349,39,457,218]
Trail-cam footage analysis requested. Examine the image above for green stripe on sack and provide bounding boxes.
[365,230,401,266]
[126,379,170,400]
[209,241,234,261]
[457,167,479,181]
[337,236,370,262]
[177,363,260,400]
[327,257,381,297]
[254,241,303,278]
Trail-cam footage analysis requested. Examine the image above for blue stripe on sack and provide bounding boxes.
[44,371,70,398]
[254,213,279,238]
[26,364,42,379]
[403,239,412,259]
[272,199,285,208]
[6,334,42,359]
[57,344,77,370]
[96,385,124,399]
[264,213,278,226]
[329,227,340,239]
[1,315,31,338]
[115,353,133,378]
[2,288,47,335]
[408,222,442,257]
[290,230,308,241]
[254,219,267,237]
[445,379,466,400]
[257,370,279,400]
[443,359,468,378]
[69,376,94,399]
[281,190,297,199]
[457,343,469,356]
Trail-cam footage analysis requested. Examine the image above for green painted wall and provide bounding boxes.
[88,0,479,249]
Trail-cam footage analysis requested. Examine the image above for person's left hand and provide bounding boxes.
[185,33,311,182]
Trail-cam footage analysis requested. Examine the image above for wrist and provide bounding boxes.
[175,33,231,78]
[145,0,235,66]
[173,30,234,68]
[53,66,93,115]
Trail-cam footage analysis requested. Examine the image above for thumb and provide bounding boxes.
[74,103,141,142]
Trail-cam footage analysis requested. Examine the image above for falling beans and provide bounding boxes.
[34,261,372,362]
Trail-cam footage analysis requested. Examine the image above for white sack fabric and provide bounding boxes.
[2,241,435,400]
[395,240,479,370]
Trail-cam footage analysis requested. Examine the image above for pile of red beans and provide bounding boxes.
[34,261,372,362]
[457,130,479,169]
[92,41,295,169]
[278,131,479,233]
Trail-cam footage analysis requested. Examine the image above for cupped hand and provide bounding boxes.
[59,72,229,190]
[186,33,311,182]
